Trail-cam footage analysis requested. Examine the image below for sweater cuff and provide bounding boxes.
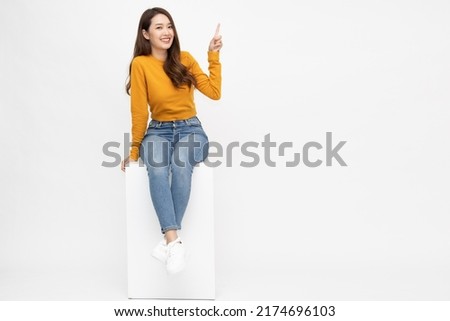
[130,147,139,161]
[207,51,220,62]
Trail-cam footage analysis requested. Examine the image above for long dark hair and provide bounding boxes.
[125,7,196,95]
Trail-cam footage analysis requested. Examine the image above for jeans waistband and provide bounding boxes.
[149,116,201,128]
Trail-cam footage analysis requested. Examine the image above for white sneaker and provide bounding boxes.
[151,239,168,264]
[166,237,186,274]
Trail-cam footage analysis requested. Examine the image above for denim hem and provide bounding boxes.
[161,225,180,234]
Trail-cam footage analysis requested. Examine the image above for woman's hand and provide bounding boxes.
[121,156,138,172]
[208,23,222,52]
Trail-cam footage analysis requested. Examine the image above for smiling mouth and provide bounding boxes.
[161,38,172,43]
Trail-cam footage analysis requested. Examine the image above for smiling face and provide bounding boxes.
[142,13,174,53]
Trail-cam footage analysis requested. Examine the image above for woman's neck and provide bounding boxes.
[151,48,168,61]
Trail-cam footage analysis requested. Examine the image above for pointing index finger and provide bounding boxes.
[214,23,221,37]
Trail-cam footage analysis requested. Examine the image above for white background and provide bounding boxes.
[1,0,449,300]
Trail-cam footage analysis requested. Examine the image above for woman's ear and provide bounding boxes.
[142,29,150,40]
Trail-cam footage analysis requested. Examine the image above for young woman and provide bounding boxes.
[121,7,222,274]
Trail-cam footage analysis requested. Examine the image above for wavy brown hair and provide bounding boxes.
[126,7,197,95]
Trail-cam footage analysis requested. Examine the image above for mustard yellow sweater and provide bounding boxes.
[129,51,221,161]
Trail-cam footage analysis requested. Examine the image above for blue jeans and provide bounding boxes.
[139,116,209,234]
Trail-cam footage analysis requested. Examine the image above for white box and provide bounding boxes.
[125,161,215,299]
